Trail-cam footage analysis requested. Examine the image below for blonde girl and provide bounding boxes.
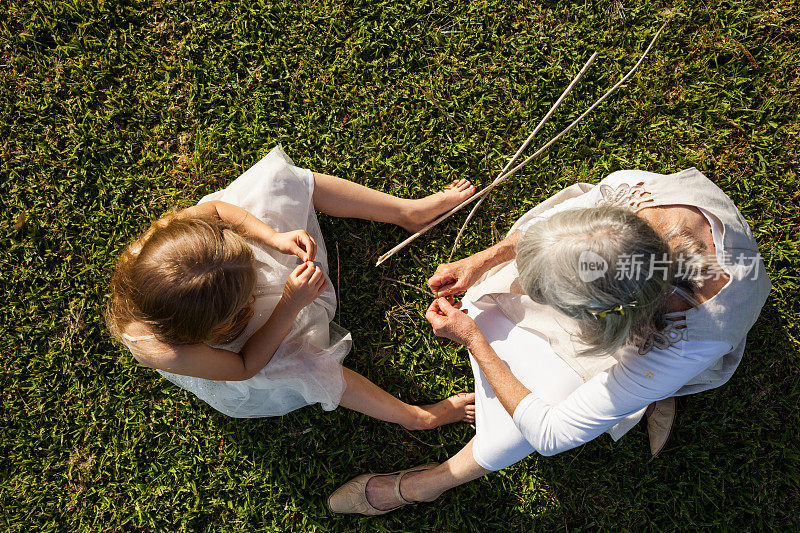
[108,146,475,427]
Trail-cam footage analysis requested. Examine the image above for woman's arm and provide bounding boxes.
[143,261,328,381]
[428,231,521,297]
[426,297,729,455]
[179,201,317,261]
[426,298,530,414]
[508,340,728,455]
[462,329,628,455]
[467,329,532,414]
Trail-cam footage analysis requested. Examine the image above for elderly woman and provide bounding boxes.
[327,167,771,515]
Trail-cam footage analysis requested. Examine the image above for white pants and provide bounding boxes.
[464,298,583,471]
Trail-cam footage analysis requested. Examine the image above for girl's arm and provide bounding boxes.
[140,261,327,381]
[179,200,317,261]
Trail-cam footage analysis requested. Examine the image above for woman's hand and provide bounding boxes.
[272,230,317,262]
[428,257,482,297]
[425,297,483,348]
[282,261,328,312]
[428,231,522,297]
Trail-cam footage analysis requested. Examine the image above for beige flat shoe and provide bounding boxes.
[647,397,676,457]
[327,462,440,515]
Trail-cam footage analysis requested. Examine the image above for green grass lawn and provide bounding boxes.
[2,0,799,530]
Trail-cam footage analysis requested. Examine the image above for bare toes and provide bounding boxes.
[463,404,476,423]
[456,184,475,198]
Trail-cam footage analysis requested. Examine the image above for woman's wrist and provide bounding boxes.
[467,250,494,279]
[464,330,491,353]
[472,231,520,273]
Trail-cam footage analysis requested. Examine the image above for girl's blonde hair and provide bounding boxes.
[107,213,257,346]
[516,206,708,355]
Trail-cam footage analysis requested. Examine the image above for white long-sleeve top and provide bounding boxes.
[511,338,734,455]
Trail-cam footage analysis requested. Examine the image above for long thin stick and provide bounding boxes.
[375,20,669,267]
[447,51,598,261]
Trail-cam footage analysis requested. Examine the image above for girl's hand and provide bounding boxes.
[272,230,317,262]
[282,261,328,312]
[425,297,483,348]
[428,257,482,297]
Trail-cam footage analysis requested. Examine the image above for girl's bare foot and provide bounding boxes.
[401,179,476,233]
[403,392,476,430]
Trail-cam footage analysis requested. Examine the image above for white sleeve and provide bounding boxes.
[511,340,731,456]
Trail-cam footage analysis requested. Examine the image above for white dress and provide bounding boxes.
[124,146,351,418]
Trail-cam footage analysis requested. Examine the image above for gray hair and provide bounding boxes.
[516,206,708,355]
